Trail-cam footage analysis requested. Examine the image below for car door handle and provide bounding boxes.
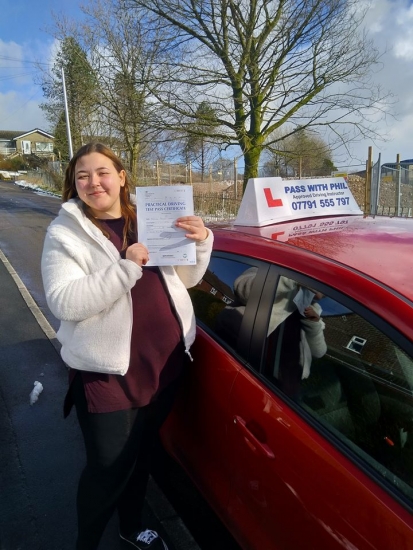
[233,415,275,459]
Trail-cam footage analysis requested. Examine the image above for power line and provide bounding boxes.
[0,72,38,82]
[0,55,51,67]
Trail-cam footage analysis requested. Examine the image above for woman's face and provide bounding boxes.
[75,152,125,219]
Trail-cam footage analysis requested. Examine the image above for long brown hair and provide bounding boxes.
[63,142,136,250]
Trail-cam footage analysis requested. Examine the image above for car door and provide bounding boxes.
[161,254,269,520]
[226,267,413,550]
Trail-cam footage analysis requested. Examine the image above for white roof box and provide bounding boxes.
[234,177,362,227]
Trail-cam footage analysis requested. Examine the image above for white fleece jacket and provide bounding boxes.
[41,199,213,375]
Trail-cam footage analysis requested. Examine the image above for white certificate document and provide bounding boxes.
[136,185,196,266]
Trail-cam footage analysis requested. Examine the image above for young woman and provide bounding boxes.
[41,143,213,550]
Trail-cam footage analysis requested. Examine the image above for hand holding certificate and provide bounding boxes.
[136,185,206,266]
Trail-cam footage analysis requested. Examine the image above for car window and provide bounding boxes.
[188,256,260,355]
[263,275,413,503]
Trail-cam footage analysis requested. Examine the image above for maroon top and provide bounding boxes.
[64,217,184,415]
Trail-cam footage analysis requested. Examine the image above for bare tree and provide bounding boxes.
[76,0,173,180]
[180,101,221,181]
[127,0,391,189]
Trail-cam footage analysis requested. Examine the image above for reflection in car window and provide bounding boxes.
[188,257,257,353]
[264,277,413,503]
[263,277,327,397]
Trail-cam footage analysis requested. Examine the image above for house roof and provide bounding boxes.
[0,130,28,140]
[0,129,54,140]
[382,159,413,169]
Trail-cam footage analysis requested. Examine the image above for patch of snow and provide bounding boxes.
[14,179,60,198]
[29,381,44,405]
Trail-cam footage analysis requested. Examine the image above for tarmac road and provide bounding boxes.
[0,181,199,550]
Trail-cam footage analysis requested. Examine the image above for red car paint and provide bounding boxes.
[161,214,413,550]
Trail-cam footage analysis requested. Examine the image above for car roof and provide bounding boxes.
[209,215,413,303]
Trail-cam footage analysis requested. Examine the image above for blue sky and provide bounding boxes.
[0,0,82,130]
[2,0,413,170]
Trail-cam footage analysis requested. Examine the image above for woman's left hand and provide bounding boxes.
[175,216,209,241]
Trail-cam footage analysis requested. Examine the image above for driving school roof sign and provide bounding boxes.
[234,177,362,227]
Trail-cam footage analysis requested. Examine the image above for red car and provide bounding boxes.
[161,182,413,550]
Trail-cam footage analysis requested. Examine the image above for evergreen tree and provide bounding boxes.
[40,37,99,155]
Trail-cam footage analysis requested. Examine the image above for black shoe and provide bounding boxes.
[120,529,168,550]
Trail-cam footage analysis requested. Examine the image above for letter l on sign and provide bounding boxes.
[264,188,283,207]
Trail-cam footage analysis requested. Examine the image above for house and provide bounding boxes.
[0,129,55,158]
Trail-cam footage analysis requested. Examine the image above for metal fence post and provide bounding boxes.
[365,146,373,214]
[370,152,381,215]
[396,154,401,216]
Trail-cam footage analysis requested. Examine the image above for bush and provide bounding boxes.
[0,155,29,171]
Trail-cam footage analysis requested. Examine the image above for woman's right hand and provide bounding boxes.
[126,243,149,266]
[304,305,320,322]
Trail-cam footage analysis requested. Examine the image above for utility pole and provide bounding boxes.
[61,67,73,159]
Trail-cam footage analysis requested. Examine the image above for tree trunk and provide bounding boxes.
[129,144,140,183]
[243,147,261,191]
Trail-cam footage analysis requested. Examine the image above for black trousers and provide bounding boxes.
[72,374,178,550]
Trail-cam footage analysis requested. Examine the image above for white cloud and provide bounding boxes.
[332,0,413,166]
[0,38,55,131]
[0,90,49,131]
[0,39,37,88]
[0,39,23,58]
